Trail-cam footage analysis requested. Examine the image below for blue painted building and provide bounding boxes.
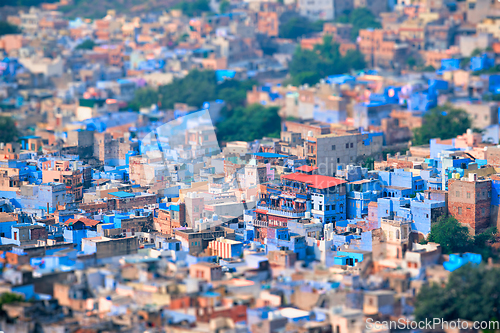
[378,169,425,197]
[470,54,494,72]
[0,214,17,238]
[346,179,382,219]
[443,253,481,272]
[489,74,500,94]
[408,90,437,112]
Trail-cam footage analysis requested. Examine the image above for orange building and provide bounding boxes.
[258,12,279,37]
[358,29,407,68]
[42,160,83,201]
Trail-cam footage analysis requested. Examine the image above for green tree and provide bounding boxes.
[0,292,23,307]
[216,104,281,142]
[75,39,96,50]
[279,16,323,40]
[335,7,381,40]
[412,105,471,146]
[427,216,473,254]
[157,69,218,109]
[426,215,497,257]
[129,69,257,113]
[420,65,435,72]
[128,88,159,111]
[0,21,20,36]
[291,71,321,86]
[0,117,18,143]
[407,56,416,68]
[219,0,230,13]
[288,36,365,86]
[415,264,500,322]
[460,57,471,69]
[172,0,210,17]
[343,48,366,70]
[471,48,483,57]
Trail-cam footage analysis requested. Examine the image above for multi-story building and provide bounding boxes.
[306,131,384,176]
[358,29,408,68]
[255,172,347,242]
[154,203,186,235]
[257,12,279,37]
[323,23,352,41]
[185,192,204,229]
[41,160,83,201]
[448,174,491,235]
[453,102,499,130]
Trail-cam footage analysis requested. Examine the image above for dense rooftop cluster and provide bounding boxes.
[2,0,500,332]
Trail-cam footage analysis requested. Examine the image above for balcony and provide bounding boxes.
[256,204,306,218]
[253,219,269,227]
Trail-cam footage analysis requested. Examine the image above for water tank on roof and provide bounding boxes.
[307,131,314,138]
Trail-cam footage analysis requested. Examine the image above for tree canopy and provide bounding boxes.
[219,0,230,13]
[0,21,20,37]
[335,7,382,40]
[172,0,211,17]
[216,104,281,142]
[288,36,366,86]
[279,15,323,40]
[425,216,496,257]
[412,105,472,146]
[129,69,257,111]
[128,70,278,142]
[415,264,500,322]
[0,117,18,143]
[75,39,96,50]
[0,0,56,6]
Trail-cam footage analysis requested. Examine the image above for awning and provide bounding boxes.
[270,195,278,200]
[295,199,306,203]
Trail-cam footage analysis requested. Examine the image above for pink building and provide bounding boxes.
[42,160,83,201]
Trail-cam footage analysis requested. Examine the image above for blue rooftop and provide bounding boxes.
[109,191,136,198]
[252,152,288,158]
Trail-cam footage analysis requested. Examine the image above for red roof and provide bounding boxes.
[65,217,101,227]
[296,165,319,172]
[281,173,347,189]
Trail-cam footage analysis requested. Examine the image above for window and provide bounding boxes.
[458,207,462,214]
[456,191,460,197]
[467,192,471,199]
[326,205,330,211]
[346,143,349,149]
[332,145,336,150]
[319,205,323,210]
[350,143,353,148]
[337,158,340,163]
[482,208,485,215]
